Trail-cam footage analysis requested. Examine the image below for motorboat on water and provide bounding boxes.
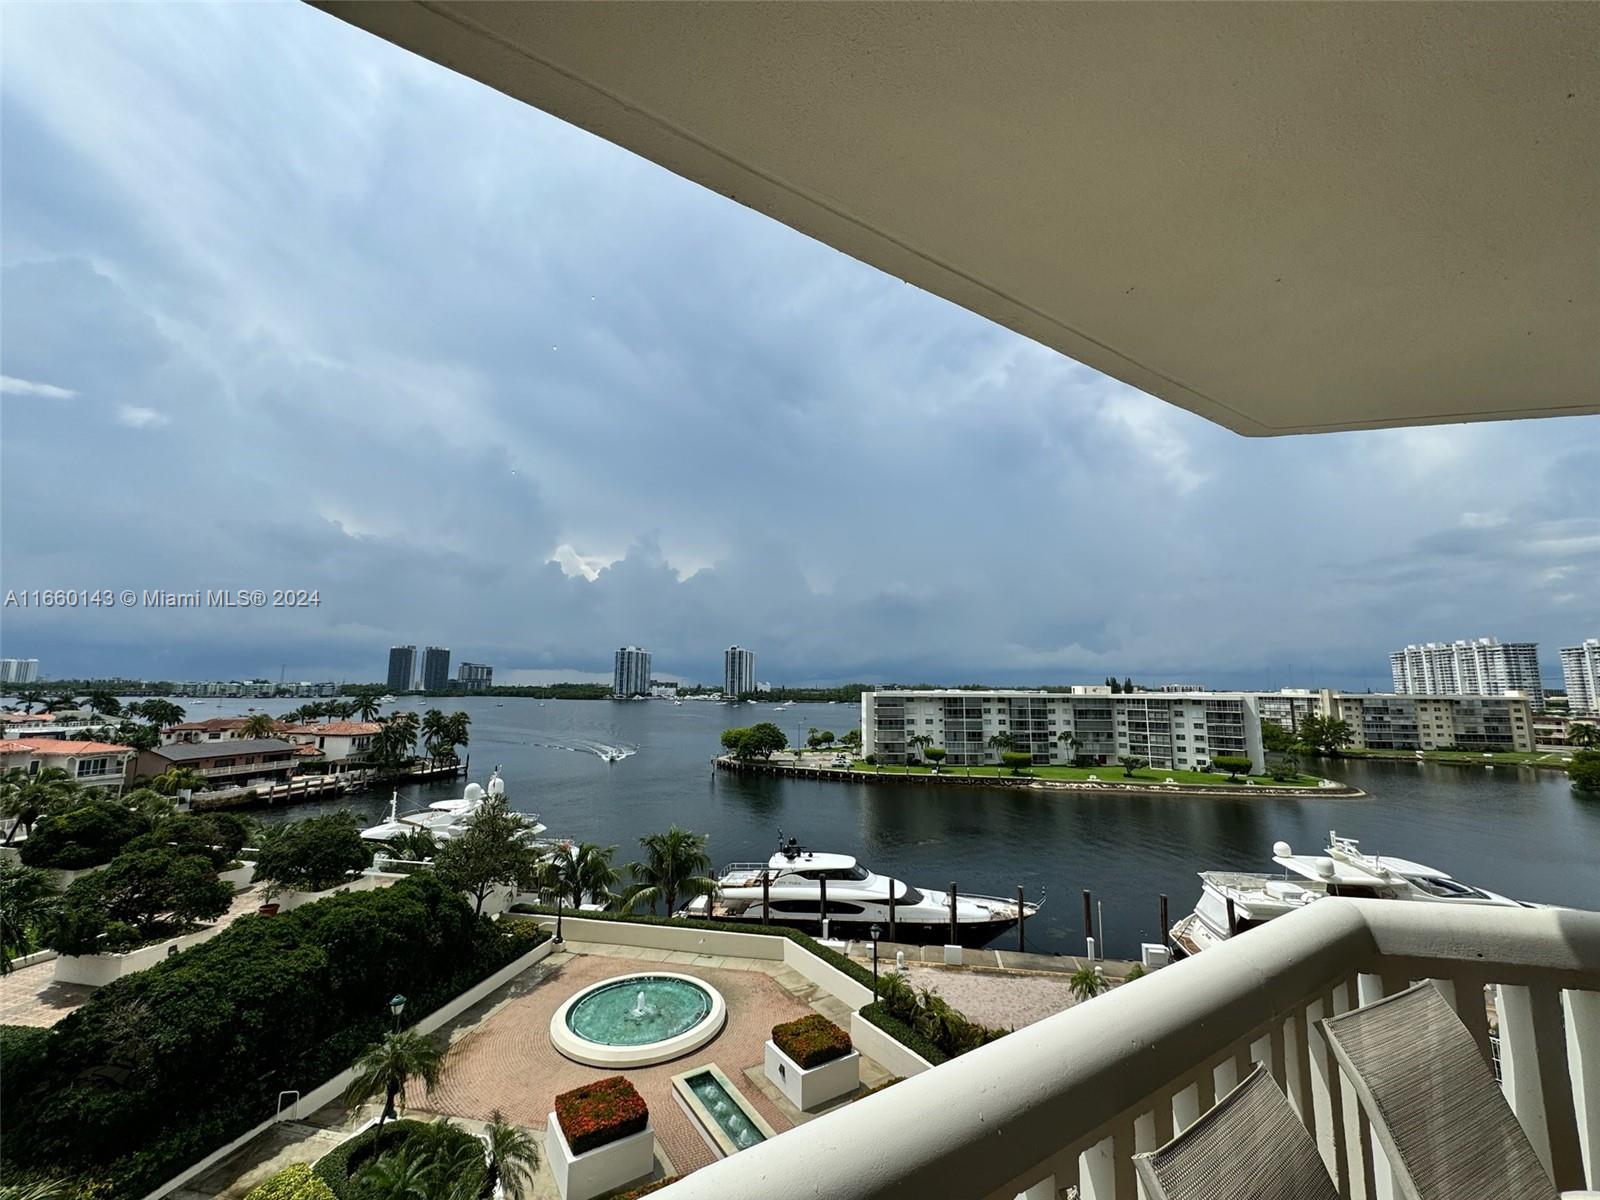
[1169,830,1532,957]
[677,834,1042,946]
[359,768,546,846]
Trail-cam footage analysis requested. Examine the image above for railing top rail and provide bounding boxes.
[656,899,1600,1199]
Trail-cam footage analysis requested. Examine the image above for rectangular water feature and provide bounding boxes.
[670,1064,778,1158]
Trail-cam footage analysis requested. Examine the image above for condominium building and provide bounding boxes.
[458,662,494,693]
[1311,689,1533,752]
[386,645,417,693]
[0,659,39,685]
[723,645,756,699]
[613,646,652,698]
[421,646,451,691]
[1560,638,1600,715]
[1251,690,1322,734]
[859,689,1265,773]
[1389,637,1544,707]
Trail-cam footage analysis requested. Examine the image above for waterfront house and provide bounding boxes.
[161,716,252,745]
[0,737,134,791]
[136,738,300,790]
[278,720,381,775]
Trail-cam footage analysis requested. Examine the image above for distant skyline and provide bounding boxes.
[2,4,1596,695]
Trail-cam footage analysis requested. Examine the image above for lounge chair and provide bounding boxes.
[1132,1062,1339,1200]
[1319,980,1598,1200]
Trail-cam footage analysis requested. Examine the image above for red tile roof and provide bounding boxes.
[286,721,381,736]
[167,717,250,732]
[292,744,325,756]
[0,740,36,753]
[10,739,132,756]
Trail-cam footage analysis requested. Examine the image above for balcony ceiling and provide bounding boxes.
[315,2,1599,436]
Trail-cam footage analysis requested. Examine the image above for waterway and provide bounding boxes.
[178,695,1600,958]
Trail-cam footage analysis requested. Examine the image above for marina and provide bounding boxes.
[223,694,1600,959]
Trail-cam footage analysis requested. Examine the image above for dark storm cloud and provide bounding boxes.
[2,3,1596,690]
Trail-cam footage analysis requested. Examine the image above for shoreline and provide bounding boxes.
[716,756,1366,799]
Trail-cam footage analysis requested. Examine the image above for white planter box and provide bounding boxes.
[764,1040,861,1112]
[53,922,227,986]
[545,1112,654,1200]
[219,862,255,888]
[271,873,384,911]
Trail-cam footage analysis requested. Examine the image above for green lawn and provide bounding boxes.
[1339,748,1572,768]
[845,760,1327,788]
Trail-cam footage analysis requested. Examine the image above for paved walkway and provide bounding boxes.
[0,884,272,1028]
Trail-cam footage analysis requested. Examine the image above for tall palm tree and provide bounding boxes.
[42,692,80,714]
[239,713,279,739]
[1569,722,1599,749]
[344,1030,445,1127]
[617,827,716,917]
[544,842,619,909]
[986,732,1017,765]
[15,688,44,714]
[482,1110,540,1200]
[122,787,177,829]
[387,828,439,862]
[85,690,121,718]
[354,693,384,722]
[907,734,933,763]
[112,721,160,752]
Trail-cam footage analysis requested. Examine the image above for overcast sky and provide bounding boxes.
[2,3,1596,691]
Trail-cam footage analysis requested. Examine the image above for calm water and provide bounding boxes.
[185,696,1600,957]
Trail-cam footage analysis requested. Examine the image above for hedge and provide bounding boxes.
[555,1075,649,1154]
[858,1002,949,1065]
[313,1119,484,1200]
[612,1179,678,1199]
[1,875,547,1197]
[771,1013,852,1069]
[17,800,143,869]
[246,1163,337,1200]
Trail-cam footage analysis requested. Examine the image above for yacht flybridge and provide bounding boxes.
[677,835,1041,946]
[1169,830,1531,957]
[359,768,546,846]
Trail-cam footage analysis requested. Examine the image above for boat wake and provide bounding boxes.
[528,738,638,763]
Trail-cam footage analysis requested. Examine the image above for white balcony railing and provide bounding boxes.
[658,899,1599,1199]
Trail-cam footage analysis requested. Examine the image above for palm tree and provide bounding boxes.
[122,787,177,829]
[1570,722,1600,749]
[14,688,44,714]
[907,734,933,764]
[42,692,80,714]
[986,732,1017,766]
[482,1110,540,1200]
[1068,964,1106,1002]
[0,861,60,975]
[545,842,619,908]
[151,766,206,797]
[617,826,716,916]
[111,721,160,752]
[1057,731,1083,762]
[344,1030,445,1127]
[354,693,384,722]
[2,768,79,844]
[0,1179,75,1200]
[85,690,121,718]
[387,828,439,862]
[239,713,279,739]
[357,1145,434,1200]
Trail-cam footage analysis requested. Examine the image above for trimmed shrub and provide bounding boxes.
[43,847,233,955]
[3,873,544,1197]
[554,1076,648,1154]
[246,1163,336,1200]
[254,812,373,895]
[18,801,143,870]
[0,1024,53,1104]
[771,1013,852,1068]
[127,813,250,869]
[858,1002,948,1065]
[313,1119,483,1200]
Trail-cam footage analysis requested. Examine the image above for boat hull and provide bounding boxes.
[689,910,1024,948]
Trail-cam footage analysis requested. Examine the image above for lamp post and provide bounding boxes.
[869,924,882,1001]
[389,993,407,1033]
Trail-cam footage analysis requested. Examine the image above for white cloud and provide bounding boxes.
[549,544,616,582]
[0,374,76,399]
[115,405,169,428]
[1461,511,1508,529]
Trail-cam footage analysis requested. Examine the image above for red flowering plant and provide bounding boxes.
[771,1014,852,1069]
[554,1076,649,1154]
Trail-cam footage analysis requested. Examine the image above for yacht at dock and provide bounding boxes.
[359,768,546,847]
[677,834,1041,946]
[1169,830,1532,957]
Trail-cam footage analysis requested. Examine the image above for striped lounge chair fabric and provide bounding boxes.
[1132,1062,1338,1200]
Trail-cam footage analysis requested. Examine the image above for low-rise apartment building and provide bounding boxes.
[1259,690,1535,752]
[0,738,134,790]
[859,689,1265,773]
[136,738,300,788]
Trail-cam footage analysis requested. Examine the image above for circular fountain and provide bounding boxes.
[550,973,727,1067]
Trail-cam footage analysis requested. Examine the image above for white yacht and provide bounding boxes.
[677,834,1042,946]
[1169,830,1531,957]
[359,768,546,846]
